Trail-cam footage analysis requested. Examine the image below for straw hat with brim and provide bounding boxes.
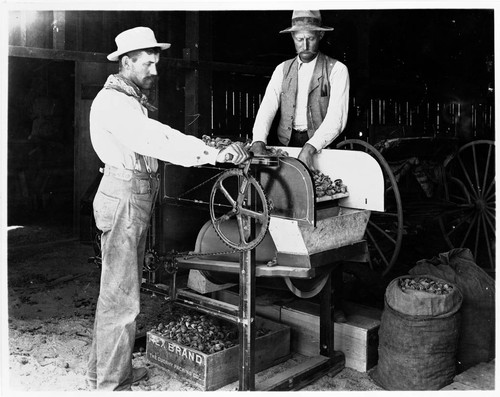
[107,27,171,62]
[279,10,334,33]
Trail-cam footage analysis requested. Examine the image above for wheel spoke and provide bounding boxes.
[473,213,482,260]
[373,211,399,218]
[483,209,496,235]
[481,143,493,194]
[484,179,496,200]
[485,190,496,203]
[218,182,236,207]
[485,210,496,224]
[368,220,396,244]
[444,211,474,238]
[240,207,267,223]
[485,205,496,213]
[442,206,473,218]
[459,212,479,248]
[480,212,495,272]
[471,143,481,194]
[214,209,237,224]
[449,190,471,203]
[366,228,390,269]
[457,155,479,200]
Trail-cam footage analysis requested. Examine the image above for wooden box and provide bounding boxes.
[280,300,381,372]
[146,316,290,390]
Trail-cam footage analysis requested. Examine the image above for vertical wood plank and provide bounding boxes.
[20,11,27,47]
[198,12,213,136]
[53,11,65,50]
[184,12,200,136]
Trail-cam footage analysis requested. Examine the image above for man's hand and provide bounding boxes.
[216,142,249,165]
[298,143,317,171]
[249,141,270,156]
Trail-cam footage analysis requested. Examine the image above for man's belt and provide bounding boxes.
[292,128,308,134]
[100,165,158,181]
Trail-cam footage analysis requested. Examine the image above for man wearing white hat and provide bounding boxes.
[87,26,248,391]
[250,10,350,170]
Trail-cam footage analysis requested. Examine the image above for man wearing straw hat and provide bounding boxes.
[250,10,350,171]
[86,26,248,391]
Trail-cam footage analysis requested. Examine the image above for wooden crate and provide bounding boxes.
[280,300,381,372]
[146,316,290,390]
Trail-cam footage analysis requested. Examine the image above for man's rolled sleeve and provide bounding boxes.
[251,64,284,144]
[307,62,350,151]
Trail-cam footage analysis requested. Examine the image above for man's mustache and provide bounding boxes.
[297,50,318,56]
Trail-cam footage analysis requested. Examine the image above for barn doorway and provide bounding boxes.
[8,57,75,234]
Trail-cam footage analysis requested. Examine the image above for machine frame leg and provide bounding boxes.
[256,266,345,391]
[239,248,256,391]
[238,173,257,391]
[320,271,334,357]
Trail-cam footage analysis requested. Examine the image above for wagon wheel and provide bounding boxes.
[336,139,404,277]
[438,140,495,272]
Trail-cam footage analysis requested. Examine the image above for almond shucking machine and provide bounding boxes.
[142,146,384,390]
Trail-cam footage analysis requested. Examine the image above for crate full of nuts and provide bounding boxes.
[146,308,290,390]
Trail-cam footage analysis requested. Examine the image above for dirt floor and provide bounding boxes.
[3,218,495,393]
[4,223,384,392]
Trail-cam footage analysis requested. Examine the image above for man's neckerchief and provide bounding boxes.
[103,74,158,112]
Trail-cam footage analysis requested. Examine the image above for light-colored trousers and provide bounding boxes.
[87,166,158,390]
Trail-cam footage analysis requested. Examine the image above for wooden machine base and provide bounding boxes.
[257,351,345,391]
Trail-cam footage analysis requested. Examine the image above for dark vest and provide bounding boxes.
[277,52,337,146]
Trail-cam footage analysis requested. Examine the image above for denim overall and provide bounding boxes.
[87,159,159,390]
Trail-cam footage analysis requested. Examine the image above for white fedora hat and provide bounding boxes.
[107,27,171,61]
[279,10,334,33]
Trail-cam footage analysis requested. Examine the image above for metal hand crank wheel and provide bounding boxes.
[209,168,270,251]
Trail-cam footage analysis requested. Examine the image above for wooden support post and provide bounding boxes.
[19,11,27,47]
[184,12,200,136]
[52,11,65,50]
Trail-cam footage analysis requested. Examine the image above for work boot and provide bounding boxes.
[86,367,149,390]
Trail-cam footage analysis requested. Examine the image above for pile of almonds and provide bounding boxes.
[150,307,270,354]
[267,147,289,157]
[202,135,290,157]
[313,170,348,198]
[399,276,453,295]
[202,135,251,150]
[201,136,348,198]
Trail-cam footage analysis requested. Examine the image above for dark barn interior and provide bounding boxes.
[4,7,496,392]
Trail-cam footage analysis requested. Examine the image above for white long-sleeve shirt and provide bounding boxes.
[90,86,219,172]
[252,56,350,151]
